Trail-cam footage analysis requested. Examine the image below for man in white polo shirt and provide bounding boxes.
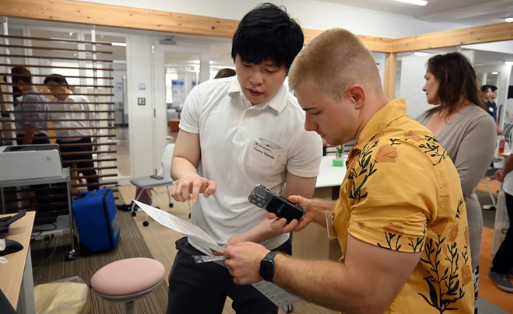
[167,3,322,314]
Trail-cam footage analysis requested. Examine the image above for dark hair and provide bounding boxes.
[10,67,33,85]
[214,68,236,79]
[231,3,304,70]
[489,85,498,92]
[43,74,69,87]
[481,85,490,93]
[426,52,486,117]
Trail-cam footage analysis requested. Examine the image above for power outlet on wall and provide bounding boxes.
[138,98,146,106]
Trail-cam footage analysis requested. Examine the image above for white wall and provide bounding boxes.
[372,52,386,88]
[399,55,430,119]
[75,0,467,38]
[464,41,513,55]
[126,34,155,177]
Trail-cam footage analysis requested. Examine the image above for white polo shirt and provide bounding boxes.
[179,76,322,254]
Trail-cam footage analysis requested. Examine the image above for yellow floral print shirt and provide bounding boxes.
[333,98,474,314]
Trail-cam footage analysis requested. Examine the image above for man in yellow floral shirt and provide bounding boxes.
[222,28,474,314]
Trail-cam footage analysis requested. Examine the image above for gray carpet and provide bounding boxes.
[30,210,168,314]
[478,299,512,314]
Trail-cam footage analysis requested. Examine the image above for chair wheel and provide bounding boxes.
[131,211,136,217]
[282,304,293,313]
[169,203,174,208]
[143,221,149,227]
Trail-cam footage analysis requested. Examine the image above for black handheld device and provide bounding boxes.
[248,185,305,223]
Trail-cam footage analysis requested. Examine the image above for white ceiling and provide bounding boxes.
[319,0,513,26]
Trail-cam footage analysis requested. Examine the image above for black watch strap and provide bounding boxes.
[260,251,278,282]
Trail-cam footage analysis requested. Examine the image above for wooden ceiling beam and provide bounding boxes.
[392,22,513,53]
[0,0,393,52]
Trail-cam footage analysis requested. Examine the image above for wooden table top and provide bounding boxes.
[0,211,35,308]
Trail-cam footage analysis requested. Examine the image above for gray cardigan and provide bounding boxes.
[418,104,496,270]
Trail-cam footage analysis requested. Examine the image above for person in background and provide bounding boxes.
[490,85,503,135]
[418,53,496,313]
[214,68,236,79]
[167,4,322,314]
[222,28,474,314]
[482,85,502,135]
[492,156,513,292]
[44,74,99,191]
[10,67,50,145]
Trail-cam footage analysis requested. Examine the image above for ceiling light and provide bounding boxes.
[391,0,428,6]
[506,61,513,65]
[491,72,499,75]
[69,32,73,36]
[209,61,214,64]
[505,18,513,23]
[413,51,429,57]
[111,42,126,47]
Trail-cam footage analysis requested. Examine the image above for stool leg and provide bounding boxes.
[126,301,136,314]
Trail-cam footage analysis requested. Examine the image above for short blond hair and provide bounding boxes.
[289,28,382,101]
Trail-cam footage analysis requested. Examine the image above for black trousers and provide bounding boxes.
[57,138,99,191]
[167,237,292,314]
[16,134,51,208]
[16,133,50,146]
[491,192,513,273]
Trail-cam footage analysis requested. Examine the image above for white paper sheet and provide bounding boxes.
[135,200,301,307]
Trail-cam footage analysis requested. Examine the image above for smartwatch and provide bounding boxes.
[259,251,278,282]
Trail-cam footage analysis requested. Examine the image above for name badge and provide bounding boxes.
[251,139,279,165]
[325,211,337,238]
[489,107,494,113]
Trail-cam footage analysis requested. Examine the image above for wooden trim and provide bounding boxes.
[0,73,114,79]
[1,110,115,114]
[0,82,115,88]
[0,101,115,104]
[0,44,113,54]
[384,53,397,100]
[0,64,114,72]
[10,118,115,123]
[0,54,113,63]
[56,143,117,148]
[3,1,512,55]
[0,0,392,52]
[392,21,513,52]
[1,126,115,131]
[0,34,113,46]
[70,174,117,180]
[60,150,115,156]
[61,158,116,165]
[1,134,115,140]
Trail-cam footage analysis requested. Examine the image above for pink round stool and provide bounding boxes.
[91,258,165,314]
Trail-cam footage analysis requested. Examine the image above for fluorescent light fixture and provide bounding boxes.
[209,60,214,64]
[391,0,428,6]
[111,42,127,47]
[491,72,499,75]
[69,32,73,36]
[413,51,429,57]
[506,61,513,65]
[506,18,513,23]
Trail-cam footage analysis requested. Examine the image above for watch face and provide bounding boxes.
[260,252,276,282]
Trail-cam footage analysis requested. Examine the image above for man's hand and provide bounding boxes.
[267,195,317,233]
[494,169,505,182]
[224,242,270,285]
[171,173,216,203]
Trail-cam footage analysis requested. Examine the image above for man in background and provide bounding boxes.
[44,74,99,190]
[483,85,502,135]
[10,67,49,145]
[214,68,236,79]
